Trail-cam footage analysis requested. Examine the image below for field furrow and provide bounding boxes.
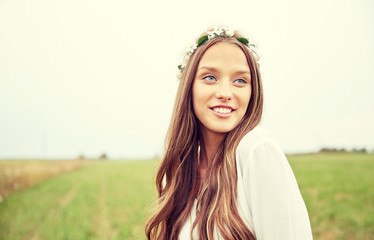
[92,167,116,240]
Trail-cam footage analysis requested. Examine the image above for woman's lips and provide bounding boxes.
[210,106,235,118]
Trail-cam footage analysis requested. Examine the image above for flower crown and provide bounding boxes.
[177,26,260,78]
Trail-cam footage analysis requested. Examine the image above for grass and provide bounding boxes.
[0,160,158,240]
[0,153,373,240]
[288,153,374,240]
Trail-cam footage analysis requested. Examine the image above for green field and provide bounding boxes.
[288,153,374,240]
[0,153,373,240]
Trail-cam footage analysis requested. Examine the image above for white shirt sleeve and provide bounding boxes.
[239,132,313,240]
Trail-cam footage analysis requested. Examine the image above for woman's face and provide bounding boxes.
[192,42,251,137]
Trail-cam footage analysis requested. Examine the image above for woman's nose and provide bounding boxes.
[215,82,233,101]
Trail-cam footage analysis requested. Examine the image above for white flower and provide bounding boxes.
[213,26,224,36]
[181,61,187,69]
[207,31,215,39]
[181,62,186,69]
[221,26,229,34]
[184,43,197,57]
[226,28,234,37]
[187,44,197,54]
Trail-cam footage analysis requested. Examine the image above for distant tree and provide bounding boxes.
[99,153,108,160]
[320,147,367,154]
[319,147,337,153]
[319,147,325,152]
[353,148,367,153]
[319,147,346,153]
[77,154,86,160]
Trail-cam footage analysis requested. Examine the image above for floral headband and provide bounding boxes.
[177,26,260,78]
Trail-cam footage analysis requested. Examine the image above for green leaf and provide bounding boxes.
[237,38,249,46]
[178,65,182,70]
[197,35,209,47]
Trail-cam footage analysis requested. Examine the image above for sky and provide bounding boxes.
[0,0,373,159]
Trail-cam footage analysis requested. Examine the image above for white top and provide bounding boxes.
[179,126,313,239]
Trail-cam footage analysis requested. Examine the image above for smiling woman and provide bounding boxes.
[145,26,313,240]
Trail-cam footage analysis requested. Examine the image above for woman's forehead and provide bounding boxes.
[197,42,250,72]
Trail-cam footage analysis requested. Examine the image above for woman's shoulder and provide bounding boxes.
[236,126,313,240]
[237,125,279,152]
[236,125,285,167]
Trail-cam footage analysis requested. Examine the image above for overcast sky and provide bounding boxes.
[0,0,373,159]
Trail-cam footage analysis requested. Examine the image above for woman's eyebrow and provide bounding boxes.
[234,70,251,75]
[197,66,219,72]
[198,67,250,75]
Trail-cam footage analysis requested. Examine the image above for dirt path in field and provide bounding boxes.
[92,169,118,239]
[28,183,82,240]
[59,183,81,207]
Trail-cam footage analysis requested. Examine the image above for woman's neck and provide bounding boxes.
[199,130,225,169]
[195,130,225,197]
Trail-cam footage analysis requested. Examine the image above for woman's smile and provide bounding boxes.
[210,105,235,118]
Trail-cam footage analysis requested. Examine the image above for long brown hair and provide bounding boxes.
[146,30,263,240]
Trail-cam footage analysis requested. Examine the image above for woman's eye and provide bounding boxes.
[234,79,247,84]
[203,75,216,81]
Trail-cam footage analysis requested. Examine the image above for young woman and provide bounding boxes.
[145,26,313,240]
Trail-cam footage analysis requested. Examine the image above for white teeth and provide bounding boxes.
[213,107,232,114]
